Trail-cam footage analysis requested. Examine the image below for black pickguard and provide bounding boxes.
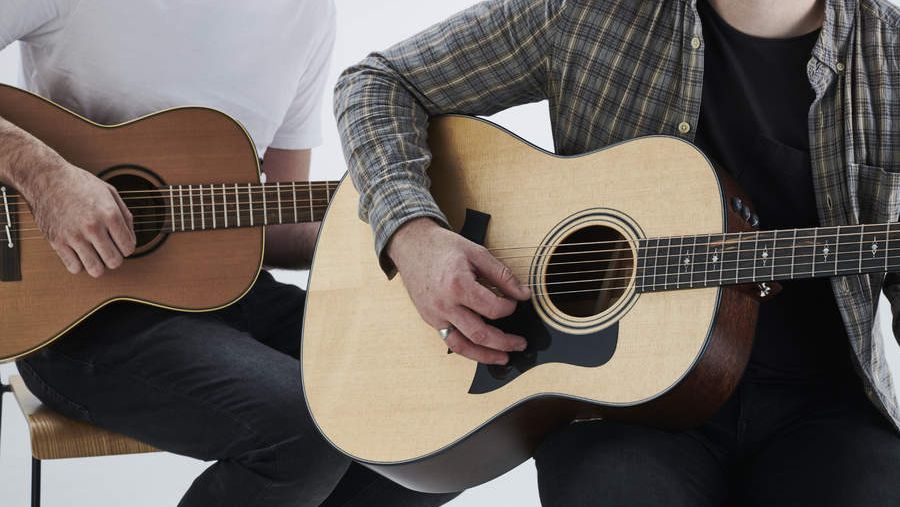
[459,208,620,395]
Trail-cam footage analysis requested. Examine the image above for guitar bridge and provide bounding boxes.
[0,186,21,281]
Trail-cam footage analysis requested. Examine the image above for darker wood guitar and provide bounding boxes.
[0,84,337,361]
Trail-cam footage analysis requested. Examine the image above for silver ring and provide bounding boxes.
[437,325,455,341]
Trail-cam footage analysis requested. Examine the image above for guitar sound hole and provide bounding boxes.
[101,166,168,256]
[544,225,634,318]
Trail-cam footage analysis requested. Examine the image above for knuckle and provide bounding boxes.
[469,328,489,345]
[497,264,515,283]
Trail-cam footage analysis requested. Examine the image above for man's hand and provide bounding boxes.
[387,217,531,365]
[28,163,136,278]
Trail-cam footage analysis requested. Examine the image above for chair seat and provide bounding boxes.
[9,375,158,460]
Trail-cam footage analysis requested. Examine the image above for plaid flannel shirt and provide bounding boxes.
[334,0,900,430]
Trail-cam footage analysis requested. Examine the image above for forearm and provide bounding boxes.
[0,115,67,200]
[334,0,563,274]
[263,222,320,270]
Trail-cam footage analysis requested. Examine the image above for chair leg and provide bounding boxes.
[0,380,10,453]
[31,458,41,507]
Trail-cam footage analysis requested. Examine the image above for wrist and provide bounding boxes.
[386,216,441,266]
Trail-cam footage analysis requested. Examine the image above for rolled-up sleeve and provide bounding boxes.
[334,0,566,275]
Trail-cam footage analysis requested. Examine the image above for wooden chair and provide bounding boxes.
[0,375,158,507]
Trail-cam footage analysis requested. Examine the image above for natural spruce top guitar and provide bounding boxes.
[301,115,897,493]
[0,84,337,361]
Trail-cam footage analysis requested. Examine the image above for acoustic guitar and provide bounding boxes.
[0,84,337,361]
[302,115,893,493]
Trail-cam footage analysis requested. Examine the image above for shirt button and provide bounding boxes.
[690,36,702,49]
[678,121,692,134]
[836,62,846,72]
[826,193,834,211]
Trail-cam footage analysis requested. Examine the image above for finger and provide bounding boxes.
[109,187,136,246]
[70,238,105,278]
[470,248,531,300]
[107,202,136,257]
[459,278,518,320]
[51,242,82,274]
[444,331,509,365]
[88,229,125,270]
[450,307,527,352]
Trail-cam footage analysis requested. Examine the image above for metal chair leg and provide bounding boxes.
[31,457,41,507]
[0,381,10,454]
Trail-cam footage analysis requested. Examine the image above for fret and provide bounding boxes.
[702,233,712,287]
[307,182,314,223]
[709,233,725,286]
[188,185,195,231]
[234,183,241,228]
[647,237,660,292]
[753,230,777,282]
[751,231,760,282]
[276,182,283,224]
[178,185,186,232]
[860,224,890,275]
[733,232,743,284]
[793,229,817,279]
[671,236,684,289]
[772,229,795,280]
[636,239,648,292]
[810,228,819,277]
[716,233,737,286]
[790,228,798,279]
[292,182,298,223]
[210,185,216,229]
[248,183,254,227]
[833,225,841,274]
[654,237,670,290]
[221,184,228,228]
[261,183,268,225]
[199,185,206,230]
[887,223,892,272]
[688,235,700,287]
[661,237,673,290]
[858,224,864,273]
[835,225,863,276]
[168,186,176,233]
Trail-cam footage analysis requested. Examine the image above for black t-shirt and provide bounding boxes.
[693,0,856,382]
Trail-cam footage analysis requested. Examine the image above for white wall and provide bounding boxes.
[1,1,898,506]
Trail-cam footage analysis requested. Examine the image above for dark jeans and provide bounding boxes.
[535,377,900,506]
[18,271,458,507]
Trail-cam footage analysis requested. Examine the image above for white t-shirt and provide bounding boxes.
[0,0,335,156]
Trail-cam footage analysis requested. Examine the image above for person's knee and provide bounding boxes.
[535,421,722,507]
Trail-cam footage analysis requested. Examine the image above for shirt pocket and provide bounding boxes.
[846,163,900,225]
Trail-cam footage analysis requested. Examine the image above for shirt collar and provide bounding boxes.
[685,0,857,73]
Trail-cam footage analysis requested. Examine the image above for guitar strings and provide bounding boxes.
[2,181,341,199]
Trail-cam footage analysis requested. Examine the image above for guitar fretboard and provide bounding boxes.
[158,181,338,233]
[635,224,897,292]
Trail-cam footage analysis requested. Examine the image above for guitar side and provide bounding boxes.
[0,85,263,361]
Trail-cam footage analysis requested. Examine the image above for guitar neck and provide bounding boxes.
[160,180,339,233]
[636,223,899,293]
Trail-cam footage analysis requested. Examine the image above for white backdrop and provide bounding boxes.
[0,1,898,506]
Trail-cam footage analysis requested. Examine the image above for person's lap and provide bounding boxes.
[534,379,900,507]
[17,272,457,507]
